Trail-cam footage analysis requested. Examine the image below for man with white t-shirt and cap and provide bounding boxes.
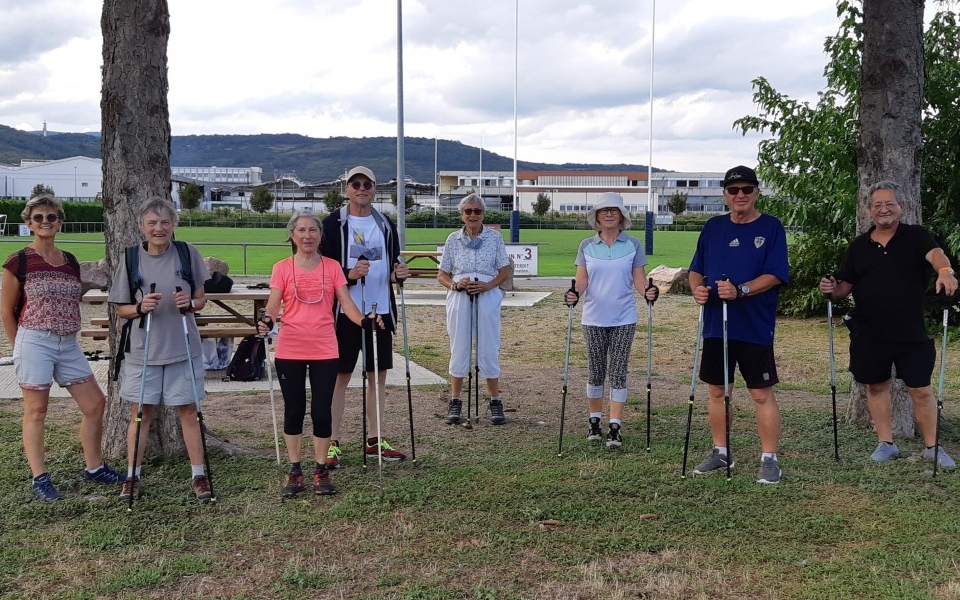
[321,166,410,467]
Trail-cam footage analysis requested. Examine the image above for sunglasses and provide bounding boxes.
[725,185,756,196]
[462,208,484,215]
[350,180,374,190]
[31,214,61,223]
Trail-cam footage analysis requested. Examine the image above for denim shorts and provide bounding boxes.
[14,328,97,391]
[119,358,205,406]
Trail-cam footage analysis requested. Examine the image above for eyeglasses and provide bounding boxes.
[597,207,621,215]
[870,202,899,211]
[462,208,484,215]
[31,213,61,223]
[725,186,756,196]
[350,180,374,190]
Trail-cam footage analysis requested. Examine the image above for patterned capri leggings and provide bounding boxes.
[583,324,636,403]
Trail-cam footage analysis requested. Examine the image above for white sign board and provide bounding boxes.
[18,224,30,236]
[433,243,540,277]
[505,245,538,276]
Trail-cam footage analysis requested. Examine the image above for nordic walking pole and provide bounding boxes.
[681,302,705,478]
[370,302,383,483]
[934,307,949,478]
[258,308,282,465]
[466,284,475,424]
[824,277,840,462]
[721,275,732,482]
[128,283,156,512]
[177,286,215,503]
[645,277,655,452]
[473,277,480,422]
[396,266,417,461]
[558,279,577,458]
[359,256,368,469]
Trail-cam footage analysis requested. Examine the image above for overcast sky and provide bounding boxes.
[0,0,876,172]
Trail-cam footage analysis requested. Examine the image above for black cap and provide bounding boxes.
[721,166,759,187]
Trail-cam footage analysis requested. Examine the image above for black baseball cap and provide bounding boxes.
[721,165,759,187]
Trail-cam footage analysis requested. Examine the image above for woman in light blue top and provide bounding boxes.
[565,192,658,449]
[437,194,512,426]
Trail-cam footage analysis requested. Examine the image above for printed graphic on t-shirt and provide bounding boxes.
[349,230,383,261]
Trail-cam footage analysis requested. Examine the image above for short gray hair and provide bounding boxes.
[457,193,484,212]
[139,197,179,226]
[864,180,906,207]
[21,194,64,222]
[286,209,323,253]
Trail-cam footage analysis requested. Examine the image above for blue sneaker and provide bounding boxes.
[32,473,64,501]
[870,442,900,462]
[923,446,956,469]
[83,463,126,484]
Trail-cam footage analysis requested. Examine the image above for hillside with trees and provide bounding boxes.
[0,124,655,183]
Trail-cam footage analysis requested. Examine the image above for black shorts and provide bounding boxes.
[849,330,934,388]
[699,338,779,389]
[336,312,395,373]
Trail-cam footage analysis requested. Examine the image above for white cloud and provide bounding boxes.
[0,0,914,172]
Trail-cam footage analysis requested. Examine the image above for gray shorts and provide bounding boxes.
[120,358,205,406]
[14,328,96,391]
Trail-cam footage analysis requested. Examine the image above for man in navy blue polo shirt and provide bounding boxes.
[820,180,958,467]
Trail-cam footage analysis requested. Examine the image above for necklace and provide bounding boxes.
[291,256,325,305]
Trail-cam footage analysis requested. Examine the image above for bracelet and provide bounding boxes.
[939,267,955,275]
[135,302,145,317]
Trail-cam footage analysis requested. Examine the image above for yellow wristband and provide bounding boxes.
[939,267,955,274]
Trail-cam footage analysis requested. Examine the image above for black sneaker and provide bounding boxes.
[32,473,64,501]
[444,399,462,424]
[313,467,336,496]
[587,417,603,442]
[489,399,506,425]
[282,470,305,498]
[605,423,623,450]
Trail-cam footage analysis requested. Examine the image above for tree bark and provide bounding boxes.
[849,0,925,436]
[100,0,183,458]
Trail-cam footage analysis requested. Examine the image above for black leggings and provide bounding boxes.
[274,358,339,438]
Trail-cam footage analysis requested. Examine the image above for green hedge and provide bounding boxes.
[0,199,105,235]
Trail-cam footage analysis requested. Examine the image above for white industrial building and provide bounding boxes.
[0,156,102,201]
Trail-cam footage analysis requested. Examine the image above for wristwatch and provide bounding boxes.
[738,284,750,298]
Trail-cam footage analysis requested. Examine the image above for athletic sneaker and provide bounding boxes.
[693,448,735,475]
[83,463,126,484]
[326,441,342,469]
[32,473,64,501]
[757,456,782,484]
[444,399,463,425]
[605,423,623,450]
[365,438,407,462]
[282,470,305,498]
[192,475,212,502]
[923,446,957,468]
[119,478,142,501]
[489,399,506,425]
[587,417,603,442]
[313,467,336,495]
[870,442,900,462]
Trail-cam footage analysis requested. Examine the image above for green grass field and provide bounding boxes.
[0,227,697,277]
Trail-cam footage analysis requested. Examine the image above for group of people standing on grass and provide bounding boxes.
[3,163,957,501]
[562,165,957,485]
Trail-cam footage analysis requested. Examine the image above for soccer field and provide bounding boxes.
[0,226,698,276]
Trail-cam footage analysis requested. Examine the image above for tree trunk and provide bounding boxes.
[849,0,925,437]
[100,0,183,458]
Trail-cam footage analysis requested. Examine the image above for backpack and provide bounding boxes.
[14,249,81,323]
[113,241,196,381]
[223,335,266,382]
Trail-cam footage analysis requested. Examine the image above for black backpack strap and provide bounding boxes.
[13,249,26,322]
[125,245,147,329]
[173,240,195,296]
